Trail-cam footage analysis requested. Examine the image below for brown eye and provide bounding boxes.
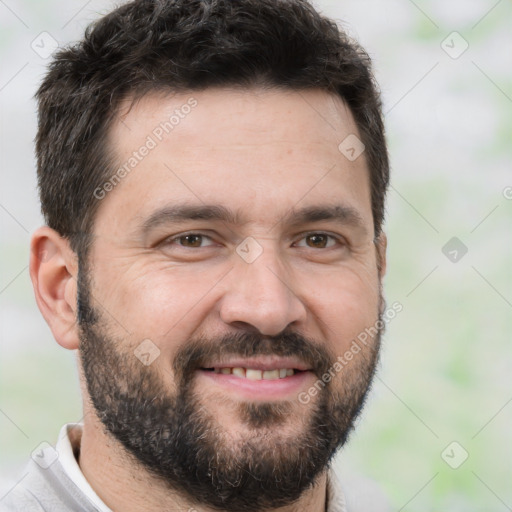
[166,233,215,248]
[179,234,203,247]
[306,234,329,248]
[296,233,338,249]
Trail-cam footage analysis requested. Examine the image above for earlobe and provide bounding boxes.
[29,226,80,350]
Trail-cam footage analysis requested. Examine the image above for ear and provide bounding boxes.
[29,226,80,350]
[375,232,387,279]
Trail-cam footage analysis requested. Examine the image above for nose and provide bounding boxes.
[219,246,307,336]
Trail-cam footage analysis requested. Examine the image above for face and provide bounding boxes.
[78,87,385,511]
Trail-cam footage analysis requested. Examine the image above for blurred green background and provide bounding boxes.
[1,0,511,510]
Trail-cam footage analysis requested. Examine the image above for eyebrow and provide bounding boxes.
[283,204,367,234]
[139,204,242,234]
[137,202,368,237]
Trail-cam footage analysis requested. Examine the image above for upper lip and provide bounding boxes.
[201,356,311,372]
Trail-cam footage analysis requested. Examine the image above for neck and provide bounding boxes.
[78,411,328,512]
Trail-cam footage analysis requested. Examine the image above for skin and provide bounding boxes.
[30,87,387,512]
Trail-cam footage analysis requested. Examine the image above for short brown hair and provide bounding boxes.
[36,0,389,259]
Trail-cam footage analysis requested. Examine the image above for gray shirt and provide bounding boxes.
[0,424,389,512]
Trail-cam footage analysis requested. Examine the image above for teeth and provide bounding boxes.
[232,367,246,378]
[212,367,296,380]
[263,369,280,380]
[246,369,263,380]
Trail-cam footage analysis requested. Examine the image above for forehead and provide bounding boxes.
[114,86,358,142]
[96,87,372,235]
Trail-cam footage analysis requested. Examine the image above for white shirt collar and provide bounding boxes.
[56,423,113,512]
[56,423,347,512]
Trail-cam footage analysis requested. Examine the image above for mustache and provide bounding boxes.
[173,330,335,383]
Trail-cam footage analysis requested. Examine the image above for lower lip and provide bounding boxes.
[196,370,314,401]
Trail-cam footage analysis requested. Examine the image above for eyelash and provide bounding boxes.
[163,231,345,249]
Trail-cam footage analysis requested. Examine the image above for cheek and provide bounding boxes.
[305,269,381,354]
[92,246,381,360]
[105,262,226,341]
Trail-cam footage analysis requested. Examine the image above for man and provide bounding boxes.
[1,0,390,510]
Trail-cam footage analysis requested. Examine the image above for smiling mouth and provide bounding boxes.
[201,367,305,380]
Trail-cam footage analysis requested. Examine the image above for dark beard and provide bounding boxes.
[77,263,382,512]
